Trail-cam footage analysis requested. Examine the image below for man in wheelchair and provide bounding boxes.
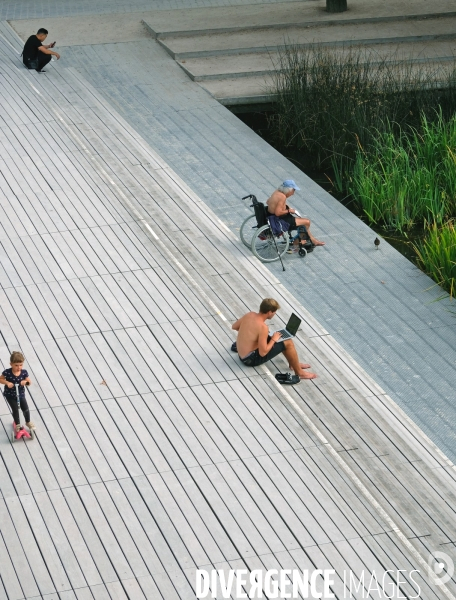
[232,298,317,380]
[267,180,325,250]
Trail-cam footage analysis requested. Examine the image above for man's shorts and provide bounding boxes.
[269,211,297,230]
[239,337,286,367]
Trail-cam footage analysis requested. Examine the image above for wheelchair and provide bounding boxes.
[240,194,313,263]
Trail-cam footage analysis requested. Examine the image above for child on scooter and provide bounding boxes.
[0,351,34,432]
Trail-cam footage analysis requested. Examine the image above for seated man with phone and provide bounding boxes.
[232,298,317,380]
[22,28,60,72]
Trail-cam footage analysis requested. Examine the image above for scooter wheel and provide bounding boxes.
[29,429,35,440]
[11,431,16,443]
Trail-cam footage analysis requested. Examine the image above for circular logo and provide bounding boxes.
[428,551,454,585]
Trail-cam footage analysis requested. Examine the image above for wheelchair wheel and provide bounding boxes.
[251,225,289,262]
[240,214,257,247]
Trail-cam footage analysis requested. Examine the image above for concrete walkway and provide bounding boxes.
[2,1,456,465]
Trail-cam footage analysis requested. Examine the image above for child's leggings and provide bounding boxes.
[5,395,30,424]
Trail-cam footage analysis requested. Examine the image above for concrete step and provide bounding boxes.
[142,0,456,39]
[199,74,275,105]
[157,15,456,59]
[200,57,456,106]
[179,38,456,81]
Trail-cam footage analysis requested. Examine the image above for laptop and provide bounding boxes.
[274,313,301,340]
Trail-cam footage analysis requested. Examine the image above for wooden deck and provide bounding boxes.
[1,34,456,600]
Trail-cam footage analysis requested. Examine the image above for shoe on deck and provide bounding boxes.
[26,421,36,430]
[275,373,300,385]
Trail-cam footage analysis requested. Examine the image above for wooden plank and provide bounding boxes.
[123,395,185,472]
[64,404,116,481]
[60,486,118,584]
[88,400,144,478]
[118,222,160,268]
[74,588,96,600]
[19,494,72,594]
[179,319,238,382]
[39,407,88,487]
[42,338,88,404]
[54,337,104,402]
[164,388,227,464]
[90,482,150,578]
[135,575,166,600]
[0,499,41,598]
[240,374,319,449]
[0,417,32,496]
[141,392,201,469]
[215,459,296,554]
[4,495,56,595]
[147,472,212,566]
[52,406,102,484]
[63,336,113,400]
[104,479,166,576]
[75,484,135,581]
[173,467,240,562]
[102,398,158,475]
[76,334,124,398]
[95,274,147,327]
[124,475,196,571]
[188,464,259,559]
[103,272,158,326]
[74,279,123,330]
[89,332,137,396]
[69,401,129,480]
[57,280,100,333]
[0,416,45,494]
[133,326,187,389]
[101,330,157,393]
[177,386,241,463]
[0,527,24,600]
[191,384,253,460]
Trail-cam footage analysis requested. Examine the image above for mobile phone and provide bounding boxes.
[51,41,56,47]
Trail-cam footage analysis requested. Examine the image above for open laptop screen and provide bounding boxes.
[286,313,301,336]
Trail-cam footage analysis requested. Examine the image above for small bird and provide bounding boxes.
[374,237,380,250]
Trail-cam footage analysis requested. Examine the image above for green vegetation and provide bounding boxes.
[415,221,456,298]
[270,44,456,295]
[348,113,456,231]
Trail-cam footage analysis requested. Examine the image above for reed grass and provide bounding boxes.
[348,112,456,230]
[414,221,456,297]
[270,43,456,171]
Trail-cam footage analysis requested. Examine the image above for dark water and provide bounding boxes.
[236,108,424,265]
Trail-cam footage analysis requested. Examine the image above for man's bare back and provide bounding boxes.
[232,311,273,358]
[266,183,325,246]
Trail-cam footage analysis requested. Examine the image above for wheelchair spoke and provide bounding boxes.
[251,225,289,262]
[239,214,257,247]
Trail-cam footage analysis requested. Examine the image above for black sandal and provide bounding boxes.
[275,373,300,385]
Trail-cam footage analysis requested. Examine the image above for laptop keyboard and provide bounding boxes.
[277,329,292,339]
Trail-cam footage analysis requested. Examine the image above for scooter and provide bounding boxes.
[6,383,34,443]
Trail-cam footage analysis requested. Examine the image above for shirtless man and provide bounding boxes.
[232,298,317,379]
[267,179,325,246]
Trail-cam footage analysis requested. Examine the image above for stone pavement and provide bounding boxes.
[2,2,456,462]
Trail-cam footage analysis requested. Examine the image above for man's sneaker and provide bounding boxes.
[26,421,36,430]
